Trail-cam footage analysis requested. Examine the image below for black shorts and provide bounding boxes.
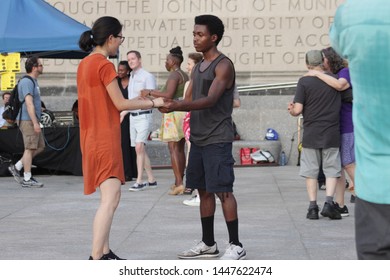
[186,142,235,193]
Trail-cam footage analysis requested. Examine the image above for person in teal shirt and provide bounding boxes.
[330,0,390,259]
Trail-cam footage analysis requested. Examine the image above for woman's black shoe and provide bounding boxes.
[88,255,109,260]
[103,250,126,260]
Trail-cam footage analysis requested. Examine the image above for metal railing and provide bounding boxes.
[237,82,297,93]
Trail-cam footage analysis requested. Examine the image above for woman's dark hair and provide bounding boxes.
[79,16,122,52]
[169,46,184,64]
[25,56,39,73]
[188,52,203,64]
[118,60,131,74]
[195,15,224,46]
[322,47,345,74]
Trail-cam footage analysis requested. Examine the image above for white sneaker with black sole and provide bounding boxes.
[220,243,246,260]
[177,241,219,259]
[22,177,43,188]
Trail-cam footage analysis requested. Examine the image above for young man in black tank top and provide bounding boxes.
[159,15,246,260]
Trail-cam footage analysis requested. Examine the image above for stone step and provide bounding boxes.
[146,139,281,167]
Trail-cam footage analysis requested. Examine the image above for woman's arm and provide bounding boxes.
[106,79,163,111]
[141,71,181,99]
[306,70,350,91]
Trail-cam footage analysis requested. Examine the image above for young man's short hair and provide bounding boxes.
[195,15,224,46]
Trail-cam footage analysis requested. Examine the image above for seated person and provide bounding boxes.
[0,92,12,128]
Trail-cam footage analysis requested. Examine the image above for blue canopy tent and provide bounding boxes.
[0,0,90,59]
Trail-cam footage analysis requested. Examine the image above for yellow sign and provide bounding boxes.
[0,53,20,73]
[6,53,21,73]
[0,72,16,91]
[0,55,6,72]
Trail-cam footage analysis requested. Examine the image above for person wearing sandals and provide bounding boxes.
[77,16,164,260]
[141,46,189,195]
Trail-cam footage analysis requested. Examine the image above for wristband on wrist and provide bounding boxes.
[151,99,155,108]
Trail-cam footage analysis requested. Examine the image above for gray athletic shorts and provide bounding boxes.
[299,147,341,178]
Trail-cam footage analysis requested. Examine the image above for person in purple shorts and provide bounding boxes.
[305,47,356,216]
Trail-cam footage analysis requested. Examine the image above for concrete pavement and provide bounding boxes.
[0,166,356,260]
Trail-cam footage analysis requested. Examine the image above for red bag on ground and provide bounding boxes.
[240,148,258,165]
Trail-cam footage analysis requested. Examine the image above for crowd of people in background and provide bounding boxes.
[3,0,390,261]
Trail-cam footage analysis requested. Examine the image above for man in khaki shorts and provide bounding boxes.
[8,57,45,188]
[288,50,342,220]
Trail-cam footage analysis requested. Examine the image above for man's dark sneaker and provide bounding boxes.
[320,202,342,219]
[128,182,146,191]
[306,206,319,219]
[146,181,158,189]
[22,177,43,188]
[8,164,22,184]
[350,194,356,203]
[334,202,349,217]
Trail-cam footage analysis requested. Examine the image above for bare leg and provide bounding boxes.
[168,139,185,186]
[344,163,355,190]
[21,149,34,173]
[335,170,346,206]
[216,192,238,222]
[325,177,338,198]
[143,152,155,183]
[198,189,216,217]
[135,142,146,184]
[91,178,121,260]
[306,177,318,202]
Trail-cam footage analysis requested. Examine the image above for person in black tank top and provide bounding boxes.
[159,15,246,260]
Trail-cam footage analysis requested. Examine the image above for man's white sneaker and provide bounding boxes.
[220,243,246,260]
[8,164,22,184]
[21,177,44,188]
[183,195,200,206]
[182,195,221,207]
[177,241,219,259]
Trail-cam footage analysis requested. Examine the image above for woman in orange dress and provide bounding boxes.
[77,16,163,260]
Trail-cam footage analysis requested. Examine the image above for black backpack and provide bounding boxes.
[2,75,35,124]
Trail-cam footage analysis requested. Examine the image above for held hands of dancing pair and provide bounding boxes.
[140,89,178,113]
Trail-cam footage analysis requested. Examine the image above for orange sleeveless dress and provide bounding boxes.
[77,54,125,195]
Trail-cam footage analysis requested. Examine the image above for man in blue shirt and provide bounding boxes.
[8,57,45,188]
[330,0,390,259]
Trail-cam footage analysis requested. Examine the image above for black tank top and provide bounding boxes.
[190,53,234,146]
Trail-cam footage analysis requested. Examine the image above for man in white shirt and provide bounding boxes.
[123,50,157,191]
